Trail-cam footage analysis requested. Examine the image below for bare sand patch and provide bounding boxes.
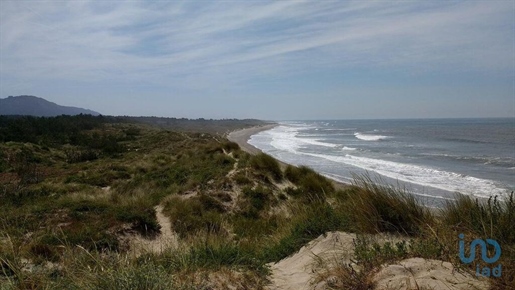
[266,231,489,290]
[129,205,178,256]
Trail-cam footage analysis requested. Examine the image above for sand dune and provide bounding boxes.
[265,231,488,290]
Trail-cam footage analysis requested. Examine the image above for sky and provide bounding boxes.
[0,1,514,120]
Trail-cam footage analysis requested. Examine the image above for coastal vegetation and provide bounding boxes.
[0,115,513,289]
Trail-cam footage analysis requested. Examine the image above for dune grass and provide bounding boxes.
[440,192,515,289]
[344,174,433,236]
[1,116,513,289]
[249,153,282,182]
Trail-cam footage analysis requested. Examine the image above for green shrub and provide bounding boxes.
[233,173,252,185]
[0,150,7,172]
[284,165,304,183]
[408,237,446,260]
[64,147,98,163]
[214,153,233,166]
[198,194,226,213]
[115,206,160,236]
[284,165,334,200]
[249,153,282,181]
[353,235,409,271]
[240,186,274,218]
[232,214,279,239]
[65,168,131,187]
[164,197,225,238]
[222,141,240,152]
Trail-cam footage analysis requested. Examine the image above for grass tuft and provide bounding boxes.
[345,174,433,236]
[249,153,282,181]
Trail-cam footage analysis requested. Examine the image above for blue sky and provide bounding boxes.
[0,1,514,120]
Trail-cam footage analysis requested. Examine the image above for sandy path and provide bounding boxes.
[130,205,178,255]
[266,232,356,290]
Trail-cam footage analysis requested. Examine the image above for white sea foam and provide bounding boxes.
[303,152,506,198]
[322,128,357,131]
[298,138,338,148]
[354,133,389,141]
[257,125,338,152]
[250,123,511,201]
[342,146,357,151]
[266,126,302,153]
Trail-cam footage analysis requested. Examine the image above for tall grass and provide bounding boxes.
[249,153,282,181]
[345,174,433,236]
[262,202,349,262]
[441,192,514,244]
[284,165,334,200]
[441,192,515,290]
[162,196,226,239]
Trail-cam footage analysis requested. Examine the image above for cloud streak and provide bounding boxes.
[0,0,513,118]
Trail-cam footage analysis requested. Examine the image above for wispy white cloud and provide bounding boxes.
[0,0,513,115]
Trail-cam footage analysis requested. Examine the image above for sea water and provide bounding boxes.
[248,118,515,207]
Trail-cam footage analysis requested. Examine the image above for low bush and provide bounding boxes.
[353,235,409,271]
[249,153,282,181]
[284,165,334,200]
[163,197,226,238]
[115,206,160,236]
[198,194,226,213]
[233,172,252,185]
[222,141,240,152]
[232,214,279,240]
[240,186,274,218]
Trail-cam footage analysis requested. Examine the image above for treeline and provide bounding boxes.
[126,116,268,134]
[0,115,121,146]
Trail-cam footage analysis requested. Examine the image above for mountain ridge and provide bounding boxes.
[0,95,100,116]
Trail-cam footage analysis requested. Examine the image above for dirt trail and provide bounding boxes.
[129,205,178,256]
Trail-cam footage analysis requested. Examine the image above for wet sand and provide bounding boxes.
[227,124,349,190]
[227,124,277,155]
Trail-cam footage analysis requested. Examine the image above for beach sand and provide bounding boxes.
[227,124,349,191]
[227,124,277,155]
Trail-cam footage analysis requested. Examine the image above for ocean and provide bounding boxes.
[248,118,515,207]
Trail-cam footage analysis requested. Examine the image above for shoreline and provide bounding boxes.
[227,124,350,190]
[227,124,278,155]
[227,125,505,206]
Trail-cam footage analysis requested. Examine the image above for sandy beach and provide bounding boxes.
[227,124,277,155]
[227,124,350,190]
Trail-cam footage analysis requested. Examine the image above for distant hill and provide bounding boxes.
[0,95,100,117]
